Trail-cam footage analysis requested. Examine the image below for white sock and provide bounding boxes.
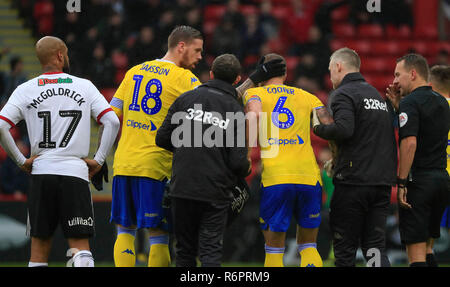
[28,262,48,267]
[73,250,95,267]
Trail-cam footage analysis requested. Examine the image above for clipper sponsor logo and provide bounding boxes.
[38,77,73,86]
[68,217,93,227]
[29,88,85,108]
[126,119,157,131]
[191,77,198,85]
[268,135,304,146]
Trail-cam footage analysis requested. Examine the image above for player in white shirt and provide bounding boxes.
[0,36,120,267]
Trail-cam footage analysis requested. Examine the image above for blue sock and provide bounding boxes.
[298,243,317,253]
[117,226,137,236]
[149,234,169,247]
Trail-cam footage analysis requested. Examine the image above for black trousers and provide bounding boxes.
[329,183,391,267]
[171,197,229,267]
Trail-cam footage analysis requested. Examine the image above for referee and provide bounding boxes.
[387,54,450,267]
[312,48,397,267]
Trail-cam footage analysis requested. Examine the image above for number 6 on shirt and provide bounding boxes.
[272,96,295,129]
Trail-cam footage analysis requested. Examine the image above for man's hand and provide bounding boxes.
[84,158,108,191]
[249,56,286,84]
[312,109,320,128]
[397,186,412,209]
[84,158,102,179]
[386,83,401,111]
[20,155,38,174]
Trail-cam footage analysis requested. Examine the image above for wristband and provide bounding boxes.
[397,177,407,186]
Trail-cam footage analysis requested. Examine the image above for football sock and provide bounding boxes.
[73,250,95,267]
[28,262,48,267]
[426,253,438,267]
[298,243,323,267]
[148,234,170,267]
[264,244,284,267]
[114,226,136,267]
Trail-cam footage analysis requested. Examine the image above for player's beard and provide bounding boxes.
[181,53,196,70]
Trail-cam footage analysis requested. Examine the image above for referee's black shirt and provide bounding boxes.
[398,86,450,170]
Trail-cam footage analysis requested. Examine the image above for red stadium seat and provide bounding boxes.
[203,5,226,22]
[386,25,412,39]
[414,26,438,40]
[364,74,393,92]
[203,20,218,36]
[330,39,345,51]
[357,24,384,39]
[271,6,290,21]
[285,56,300,72]
[267,37,287,55]
[372,41,410,56]
[427,41,449,56]
[331,6,349,22]
[360,57,397,74]
[241,4,258,16]
[346,40,371,56]
[315,90,328,106]
[332,23,356,38]
[410,41,429,56]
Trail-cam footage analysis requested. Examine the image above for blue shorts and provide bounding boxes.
[110,175,169,230]
[260,182,322,232]
[441,206,450,228]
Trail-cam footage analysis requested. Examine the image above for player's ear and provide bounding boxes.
[410,69,417,81]
[233,75,241,85]
[178,41,186,53]
[209,71,214,80]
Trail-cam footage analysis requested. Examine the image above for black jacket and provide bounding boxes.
[156,79,250,204]
[314,72,397,186]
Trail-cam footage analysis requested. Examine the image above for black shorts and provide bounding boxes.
[27,174,95,239]
[398,169,450,245]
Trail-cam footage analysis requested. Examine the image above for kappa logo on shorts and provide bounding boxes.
[68,216,93,227]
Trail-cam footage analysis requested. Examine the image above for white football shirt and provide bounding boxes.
[0,72,112,182]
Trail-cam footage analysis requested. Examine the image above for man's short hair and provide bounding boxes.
[396,53,430,82]
[429,65,450,95]
[330,47,360,70]
[263,53,286,76]
[167,25,203,49]
[211,54,241,84]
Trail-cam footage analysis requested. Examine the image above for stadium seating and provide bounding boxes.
[357,24,384,39]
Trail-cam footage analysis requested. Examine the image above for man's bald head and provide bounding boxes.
[36,36,69,71]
